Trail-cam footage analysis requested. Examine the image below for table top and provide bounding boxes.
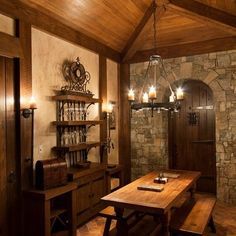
[101,170,200,214]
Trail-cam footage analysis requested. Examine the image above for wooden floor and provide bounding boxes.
[77,201,236,236]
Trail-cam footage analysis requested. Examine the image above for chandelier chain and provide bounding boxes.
[153,1,157,52]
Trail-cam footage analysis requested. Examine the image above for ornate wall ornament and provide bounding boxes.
[61,57,92,95]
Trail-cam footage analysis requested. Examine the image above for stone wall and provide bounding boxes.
[130,50,236,204]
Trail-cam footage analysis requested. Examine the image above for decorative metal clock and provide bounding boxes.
[61,57,92,95]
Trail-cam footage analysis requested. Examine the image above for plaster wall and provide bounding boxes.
[107,59,119,164]
[32,28,100,164]
[0,13,15,36]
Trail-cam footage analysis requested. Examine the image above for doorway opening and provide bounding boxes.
[168,80,216,194]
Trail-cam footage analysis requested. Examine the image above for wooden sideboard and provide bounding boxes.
[23,183,77,236]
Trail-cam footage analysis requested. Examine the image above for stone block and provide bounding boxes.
[180,62,192,79]
[203,70,218,84]
[217,54,231,67]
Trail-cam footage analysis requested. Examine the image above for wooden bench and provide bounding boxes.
[170,194,216,235]
[99,206,138,236]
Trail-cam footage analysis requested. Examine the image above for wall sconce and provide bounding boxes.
[103,102,115,154]
[22,96,37,118]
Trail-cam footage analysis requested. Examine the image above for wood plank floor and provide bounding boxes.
[77,201,236,236]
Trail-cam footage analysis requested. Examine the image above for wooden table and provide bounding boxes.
[101,170,200,236]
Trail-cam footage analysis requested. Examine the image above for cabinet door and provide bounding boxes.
[75,183,90,214]
[91,176,105,206]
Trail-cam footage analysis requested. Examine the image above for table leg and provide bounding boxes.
[114,207,128,236]
[189,182,196,198]
[160,211,171,236]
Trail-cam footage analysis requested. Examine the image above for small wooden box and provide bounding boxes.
[35,158,67,190]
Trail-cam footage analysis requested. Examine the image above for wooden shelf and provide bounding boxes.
[53,94,102,103]
[50,208,67,219]
[67,162,106,181]
[52,120,104,126]
[52,141,101,152]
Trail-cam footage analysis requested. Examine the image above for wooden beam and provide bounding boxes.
[99,55,108,165]
[128,36,236,63]
[16,20,33,190]
[0,32,23,58]
[0,0,121,62]
[118,63,131,184]
[122,6,166,63]
[121,1,156,61]
[168,0,236,35]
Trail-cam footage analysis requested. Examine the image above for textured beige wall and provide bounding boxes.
[0,13,15,36]
[32,28,100,164]
[107,59,119,164]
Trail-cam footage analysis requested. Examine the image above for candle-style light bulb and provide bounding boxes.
[169,92,175,102]
[128,89,135,101]
[142,92,149,103]
[107,103,113,113]
[30,96,37,109]
[148,85,157,99]
[176,87,184,100]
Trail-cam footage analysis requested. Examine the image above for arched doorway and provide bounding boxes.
[168,80,216,194]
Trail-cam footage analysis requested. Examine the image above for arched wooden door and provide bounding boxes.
[169,80,216,194]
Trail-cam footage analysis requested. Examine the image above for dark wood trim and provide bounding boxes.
[99,55,108,164]
[168,0,236,35]
[0,32,23,58]
[127,36,236,63]
[122,6,166,63]
[0,0,121,62]
[121,1,156,61]
[16,20,33,190]
[118,63,131,184]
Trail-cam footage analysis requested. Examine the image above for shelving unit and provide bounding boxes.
[23,183,77,236]
[52,91,103,168]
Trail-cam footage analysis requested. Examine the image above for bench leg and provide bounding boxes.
[208,216,216,233]
[103,218,112,236]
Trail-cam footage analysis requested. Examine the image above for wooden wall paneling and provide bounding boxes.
[99,55,108,164]
[118,63,131,184]
[128,36,236,63]
[0,56,7,236]
[0,32,23,58]
[168,0,236,35]
[0,0,121,62]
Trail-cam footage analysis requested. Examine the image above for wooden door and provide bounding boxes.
[169,80,216,194]
[0,57,18,236]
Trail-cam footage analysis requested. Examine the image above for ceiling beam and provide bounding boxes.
[0,0,121,62]
[127,37,236,63]
[121,1,156,61]
[168,0,236,35]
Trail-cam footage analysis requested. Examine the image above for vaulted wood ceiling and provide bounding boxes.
[19,0,236,62]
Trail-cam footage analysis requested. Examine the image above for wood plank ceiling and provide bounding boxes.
[19,0,236,62]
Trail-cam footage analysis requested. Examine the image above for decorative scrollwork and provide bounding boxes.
[61,57,92,94]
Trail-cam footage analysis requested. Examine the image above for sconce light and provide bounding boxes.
[103,102,115,154]
[22,96,37,118]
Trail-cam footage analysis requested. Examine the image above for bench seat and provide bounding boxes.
[170,194,216,235]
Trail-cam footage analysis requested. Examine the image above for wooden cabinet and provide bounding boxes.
[74,169,106,225]
[23,183,77,236]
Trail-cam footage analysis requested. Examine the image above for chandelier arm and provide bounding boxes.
[138,60,151,102]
